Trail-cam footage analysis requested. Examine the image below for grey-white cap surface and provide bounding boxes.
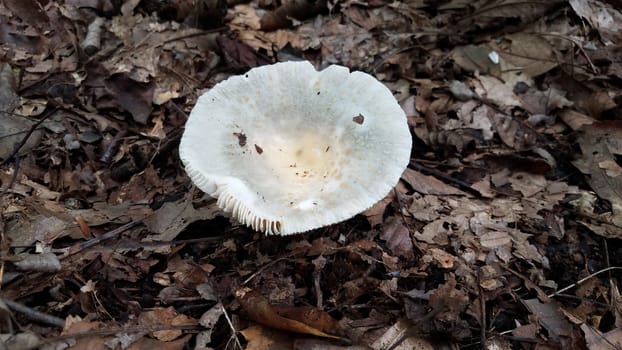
[179,61,411,235]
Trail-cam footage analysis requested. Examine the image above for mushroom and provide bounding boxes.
[179,61,411,235]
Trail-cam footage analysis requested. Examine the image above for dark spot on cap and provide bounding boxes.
[255,144,263,154]
[317,91,320,95]
[353,114,364,125]
[325,146,330,152]
[233,132,247,147]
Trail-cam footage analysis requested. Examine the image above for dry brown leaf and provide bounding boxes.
[61,319,111,350]
[408,194,444,221]
[294,338,371,349]
[236,289,341,339]
[456,101,495,140]
[490,33,559,80]
[363,190,395,227]
[241,324,294,350]
[558,109,595,131]
[454,1,559,34]
[260,0,326,31]
[573,121,622,230]
[509,172,547,197]
[401,168,466,196]
[429,274,469,314]
[13,252,61,272]
[104,73,155,124]
[370,319,436,350]
[569,0,622,44]
[138,307,197,341]
[518,85,573,115]
[143,199,220,242]
[478,231,512,249]
[127,334,191,350]
[275,305,340,335]
[521,299,573,342]
[490,113,538,150]
[476,75,522,108]
[0,114,43,160]
[451,44,501,77]
[0,332,40,350]
[216,35,272,69]
[428,248,454,269]
[3,0,49,28]
[380,217,414,260]
[415,218,453,245]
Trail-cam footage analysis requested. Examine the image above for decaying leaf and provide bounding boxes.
[489,113,538,150]
[138,307,197,341]
[236,288,341,339]
[522,299,573,342]
[13,252,61,272]
[573,121,622,231]
[143,198,220,242]
[370,319,436,350]
[401,168,466,196]
[363,190,396,228]
[380,217,414,260]
[241,324,293,350]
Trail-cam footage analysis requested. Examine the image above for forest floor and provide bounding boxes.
[1,0,622,349]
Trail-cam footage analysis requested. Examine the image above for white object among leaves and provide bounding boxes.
[179,61,411,235]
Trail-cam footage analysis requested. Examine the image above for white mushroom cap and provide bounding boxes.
[179,61,411,235]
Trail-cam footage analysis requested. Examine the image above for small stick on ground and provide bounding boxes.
[2,298,65,328]
[222,304,243,350]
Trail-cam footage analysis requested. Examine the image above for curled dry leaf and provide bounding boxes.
[235,288,341,339]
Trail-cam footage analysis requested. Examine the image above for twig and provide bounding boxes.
[242,257,288,285]
[221,304,243,350]
[1,106,58,196]
[478,271,487,349]
[29,324,202,350]
[527,31,599,74]
[242,251,307,285]
[548,266,622,298]
[0,106,57,167]
[63,219,144,258]
[158,27,228,47]
[2,298,65,328]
